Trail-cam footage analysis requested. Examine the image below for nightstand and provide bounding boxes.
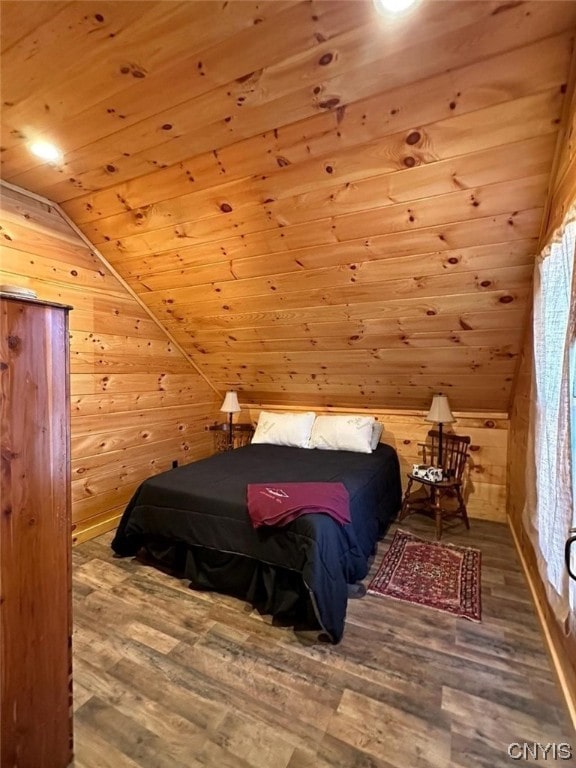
[208,422,254,452]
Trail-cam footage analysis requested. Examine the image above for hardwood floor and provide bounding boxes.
[71,517,574,768]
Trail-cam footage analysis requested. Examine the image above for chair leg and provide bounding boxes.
[432,486,442,540]
[399,477,414,520]
[456,486,470,529]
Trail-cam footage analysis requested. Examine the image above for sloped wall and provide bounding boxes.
[3,3,574,416]
[0,184,221,542]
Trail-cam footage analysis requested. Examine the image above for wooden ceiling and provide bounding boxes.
[2,0,575,412]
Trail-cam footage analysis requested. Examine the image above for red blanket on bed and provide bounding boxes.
[246,482,350,528]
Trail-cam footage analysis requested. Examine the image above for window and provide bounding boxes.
[569,338,576,587]
[571,339,576,514]
[529,213,575,627]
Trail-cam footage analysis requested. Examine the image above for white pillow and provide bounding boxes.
[371,421,384,450]
[309,415,375,453]
[251,411,316,448]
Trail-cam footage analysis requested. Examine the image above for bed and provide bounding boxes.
[111,442,401,642]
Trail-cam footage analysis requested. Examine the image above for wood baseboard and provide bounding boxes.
[508,517,576,732]
[73,515,120,546]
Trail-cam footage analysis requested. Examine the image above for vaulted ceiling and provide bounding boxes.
[1,0,575,412]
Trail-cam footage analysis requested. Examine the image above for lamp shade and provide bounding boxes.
[425,393,456,424]
[220,390,241,414]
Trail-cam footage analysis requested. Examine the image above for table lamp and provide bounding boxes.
[220,391,241,449]
[425,393,455,468]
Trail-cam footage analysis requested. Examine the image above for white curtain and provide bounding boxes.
[524,208,576,633]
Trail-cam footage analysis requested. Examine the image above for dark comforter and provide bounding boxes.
[112,443,401,642]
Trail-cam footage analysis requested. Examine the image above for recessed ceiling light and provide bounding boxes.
[29,141,63,164]
[373,0,419,14]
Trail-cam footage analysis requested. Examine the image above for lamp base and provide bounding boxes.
[228,413,233,449]
[438,421,444,475]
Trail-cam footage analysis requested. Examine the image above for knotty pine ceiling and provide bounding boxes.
[2,0,576,412]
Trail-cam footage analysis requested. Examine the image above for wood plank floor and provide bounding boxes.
[71,516,575,768]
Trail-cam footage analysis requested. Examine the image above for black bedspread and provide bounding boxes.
[112,443,401,642]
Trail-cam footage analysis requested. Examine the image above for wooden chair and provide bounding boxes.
[399,430,471,539]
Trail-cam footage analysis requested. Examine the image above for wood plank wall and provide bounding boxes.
[246,404,508,522]
[0,184,221,543]
[542,48,576,244]
[507,61,576,725]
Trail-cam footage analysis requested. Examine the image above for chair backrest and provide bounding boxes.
[422,430,470,480]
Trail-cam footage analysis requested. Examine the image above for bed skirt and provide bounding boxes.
[140,541,322,632]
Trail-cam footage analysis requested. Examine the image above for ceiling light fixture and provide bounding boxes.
[373,0,419,14]
[29,141,63,164]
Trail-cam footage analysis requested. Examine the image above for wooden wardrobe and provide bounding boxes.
[0,295,73,768]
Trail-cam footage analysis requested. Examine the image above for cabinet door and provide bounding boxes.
[0,298,72,768]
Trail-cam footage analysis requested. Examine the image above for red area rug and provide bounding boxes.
[367,529,481,621]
